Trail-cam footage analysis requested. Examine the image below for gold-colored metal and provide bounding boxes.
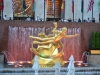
[90,50,100,54]
[29,22,78,67]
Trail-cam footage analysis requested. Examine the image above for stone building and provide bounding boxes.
[1,0,99,22]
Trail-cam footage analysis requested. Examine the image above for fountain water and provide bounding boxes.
[1,51,15,63]
[7,26,81,63]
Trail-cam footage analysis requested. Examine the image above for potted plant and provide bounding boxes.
[90,31,100,54]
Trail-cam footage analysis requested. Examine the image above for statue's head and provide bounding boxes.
[38,32,46,38]
[62,27,67,32]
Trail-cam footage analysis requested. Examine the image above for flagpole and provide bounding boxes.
[13,12,14,20]
[12,0,14,20]
[61,0,63,20]
[1,10,3,20]
[72,0,74,22]
[73,12,74,22]
[33,10,35,20]
[22,0,24,20]
[22,0,26,20]
[63,0,65,20]
[32,0,36,20]
[54,0,55,21]
[82,0,84,22]
[1,0,3,20]
[44,0,45,21]
[92,3,93,20]
[82,12,83,22]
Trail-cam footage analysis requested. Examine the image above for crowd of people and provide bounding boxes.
[60,18,95,23]
[2,15,96,23]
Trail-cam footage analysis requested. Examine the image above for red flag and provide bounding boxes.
[87,0,94,12]
[0,0,4,11]
[72,0,74,13]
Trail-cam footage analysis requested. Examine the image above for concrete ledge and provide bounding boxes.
[87,55,100,66]
[0,68,100,75]
[0,53,4,68]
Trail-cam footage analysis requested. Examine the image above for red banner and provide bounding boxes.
[72,0,74,13]
[0,0,4,11]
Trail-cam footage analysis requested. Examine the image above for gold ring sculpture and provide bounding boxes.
[29,22,78,67]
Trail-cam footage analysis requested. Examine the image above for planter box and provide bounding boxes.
[0,53,4,68]
[87,55,100,66]
[90,50,100,54]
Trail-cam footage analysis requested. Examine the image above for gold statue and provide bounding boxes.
[29,22,78,67]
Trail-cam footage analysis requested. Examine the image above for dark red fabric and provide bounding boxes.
[72,0,74,13]
[0,0,4,11]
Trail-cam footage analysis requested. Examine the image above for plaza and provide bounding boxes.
[0,0,100,75]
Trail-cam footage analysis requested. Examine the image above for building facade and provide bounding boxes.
[1,0,99,22]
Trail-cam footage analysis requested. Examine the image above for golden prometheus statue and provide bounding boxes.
[29,22,78,67]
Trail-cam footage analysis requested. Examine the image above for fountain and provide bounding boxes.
[7,24,81,65]
[0,22,100,75]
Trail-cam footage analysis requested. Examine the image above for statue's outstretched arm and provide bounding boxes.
[40,37,55,41]
[29,36,55,41]
[29,36,41,39]
[33,40,54,45]
[65,34,78,38]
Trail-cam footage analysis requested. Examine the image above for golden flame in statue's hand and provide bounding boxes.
[53,22,58,27]
[53,22,57,25]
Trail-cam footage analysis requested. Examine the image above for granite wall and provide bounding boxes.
[0,21,100,57]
